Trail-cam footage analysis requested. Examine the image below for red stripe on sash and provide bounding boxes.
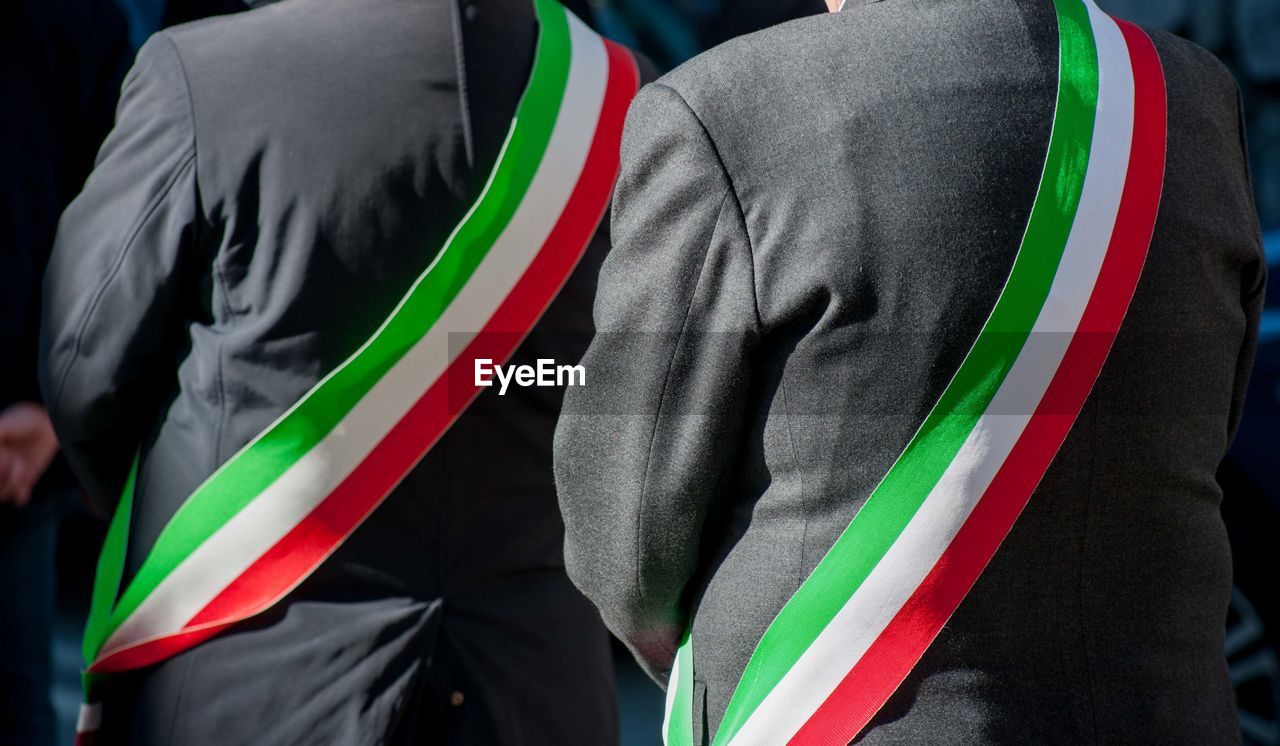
[88,43,639,675]
[789,21,1165,745]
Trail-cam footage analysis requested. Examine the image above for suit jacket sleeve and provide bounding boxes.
[39,33,201,512]
[554,82,760,685]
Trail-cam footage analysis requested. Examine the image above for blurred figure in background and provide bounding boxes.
[159,0,246,26]
[0,0,130,742]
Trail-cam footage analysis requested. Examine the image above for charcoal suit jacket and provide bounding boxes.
[554,0,1266,742]
[40,0,648,742]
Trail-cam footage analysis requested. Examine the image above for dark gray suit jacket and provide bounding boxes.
[555,0,1266,743]
[40,0,644,742]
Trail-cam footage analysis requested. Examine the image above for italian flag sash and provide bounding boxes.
[665,0,1167,743]
[75,1,638,741]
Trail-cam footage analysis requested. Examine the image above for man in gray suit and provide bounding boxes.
[41,0,644,743]
[555,0,1265,742]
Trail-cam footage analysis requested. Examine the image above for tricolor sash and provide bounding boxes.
[665,0,1166,743]
[76,1,638,741]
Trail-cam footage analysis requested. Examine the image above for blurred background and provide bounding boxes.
[2,0,1277,744]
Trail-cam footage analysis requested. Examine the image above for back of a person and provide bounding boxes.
[679,1,1259,741]
[42,0,639,741]
[129,0,616,630]
[122,0,546,581]
[557,0,1263,742]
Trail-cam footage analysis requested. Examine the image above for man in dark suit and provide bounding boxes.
[555,0,1265,742]
[40,0,644,743]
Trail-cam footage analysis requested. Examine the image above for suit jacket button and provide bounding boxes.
[449,691,465,707]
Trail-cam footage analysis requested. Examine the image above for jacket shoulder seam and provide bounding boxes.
[649,82,763,328]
